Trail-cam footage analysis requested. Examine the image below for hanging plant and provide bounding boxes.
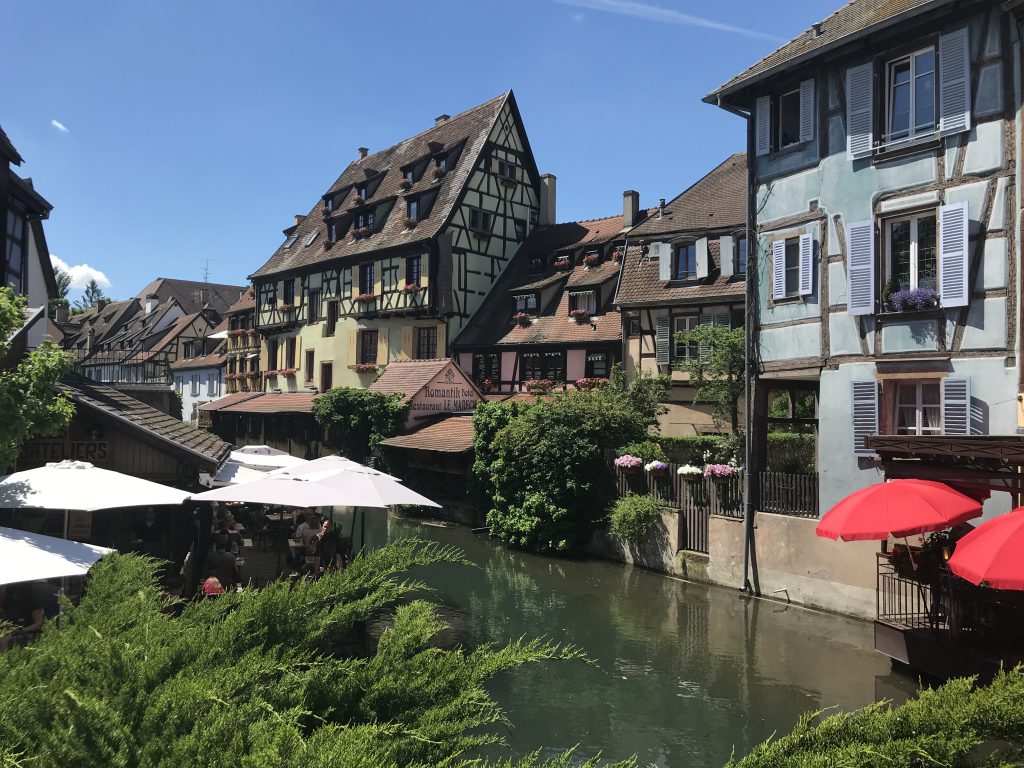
[402,218,417,230]
[512,311,531,327]
[402,284,423,295]
[432,166,447,181]
[348,363,378,373]
[398,178,413,192]
[554,257,571,271]
[569,309,590,324]
[583,253,601,267]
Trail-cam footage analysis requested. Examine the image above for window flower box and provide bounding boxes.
[354,293,377,303]
[575,377,607,391]
[885,287,939,313]
[524,378,554,394]
[479,377,494,393]
[645,460,670,476]
[402,284,423,295]
[553,257,571,271]
[677,464,703,479]
[357,226,372,238]
[583,253,601,267]
[348,363,378,373]
[611,249,623,262]
[432,166,447,181]
[402,218,417,230]
[351,228,364,240]
[351,195,365,207]
[228,329,247,337]
[569,309,590,324]
[614,454,643,473]
[704,463,737,481]
[398,179,412,192]
[512,311,532,327]
[245,371,259,379]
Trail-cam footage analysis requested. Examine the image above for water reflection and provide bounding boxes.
[344,510,916,767]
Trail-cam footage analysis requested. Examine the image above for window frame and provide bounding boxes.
[406,197,419,221]
[884,45,937,146]
[469,208,493,234]
[414,326,438,360]
[894,380,942,436]
[358,263,375,295]
[783,237,802,298]
[736,237,747,274]
[320,361,333,392]
[519,350,566,383]
[674,242,697,281]
[584,350,609,379]
[406,255,421,287]
[304,349,315,383]
[514,293,538,314]
[472,352,500,383]
[777,88,802,150]
[326,300,338,336]
[883,209,938,295]
[283,280,296,306]
[358,329,379,365]
[568,290,597,315]
[307,289,320,324]
[4,204,27,294]
[673,315,699,360]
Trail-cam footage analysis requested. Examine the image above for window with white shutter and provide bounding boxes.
[755,96,771,156]
[938,202,969,307]
[656,244,672,282]
[846,62,874,159]
[772,239,786,300]
[884,47,937,146]
[939,27,971,137]
[772,237,804,300]
[798,233,813,295]
[846,220,875,315]
[941,377,971,436]
[655,315,671,365]
[851,381,879,455]
[799,78,815,143]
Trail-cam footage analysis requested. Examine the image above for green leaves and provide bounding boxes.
[675,324,745,434]
[311,388,407,462]
[609,495,662,545]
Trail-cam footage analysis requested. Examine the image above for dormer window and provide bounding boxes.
[514,294,537,314]
[568,290,597,315]
[674,243,697,280]
[356,183,368,200]
[529,256,544,275]
[355,210,375,231]
[406,197,419,221]
[435,155,448,172]
[402,167,414,183]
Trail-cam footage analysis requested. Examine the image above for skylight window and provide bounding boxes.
[305,231,320,247]
[283,234,298,249]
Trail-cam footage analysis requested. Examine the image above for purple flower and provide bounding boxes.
[889,287,938,312]
[704,463,735,478]
[614,455,643,470]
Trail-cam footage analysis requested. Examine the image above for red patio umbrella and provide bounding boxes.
[816,479,983,542]
[948,507,1024,589]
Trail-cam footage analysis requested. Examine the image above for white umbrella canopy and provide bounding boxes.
[0,461,191,511]
[211,461,272,487]
[230,446,309,470]
[268,454,397,480]
[0,526,112,585]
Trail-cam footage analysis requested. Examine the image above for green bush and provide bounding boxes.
[654,434,815,474]
[765,433,816,474]
[312,387,407,461]
[616,440,666,463]
[609,495,663,545]
[656,435,734,465]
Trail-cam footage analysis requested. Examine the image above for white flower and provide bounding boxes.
[677,464,703,477]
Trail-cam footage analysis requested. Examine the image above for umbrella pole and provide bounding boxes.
[63,509,69,540]
[360,508,365,552]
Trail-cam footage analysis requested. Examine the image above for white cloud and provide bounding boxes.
[554,0,784,41]
[50,119,68,133]
[50,255,111,290]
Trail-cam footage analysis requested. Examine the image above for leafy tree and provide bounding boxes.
[312,387,408,462]
[0,542,634,767]
[48,266,71,316]
[72,277,106,311]
[609,495,662,545]
[0,288,74,471]
[604,362,670,428]
[675,325,745,434]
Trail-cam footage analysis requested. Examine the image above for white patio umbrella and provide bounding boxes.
[0,461,191,536]
[0,526,112,585]
[190,471,439,509]
[268,454,397,481]
[231,446,309,470]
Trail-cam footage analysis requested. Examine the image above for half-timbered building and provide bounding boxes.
[248,91,545,396]
[616,154,748,435]
[223,287,260,394]
[452,213,629,393]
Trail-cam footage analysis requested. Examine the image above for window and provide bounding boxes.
[515,219,528,241]
[190,375,200,396]
[406,256,421,286]
[674,243,697,280]
[895,381,941,435]
[206,373,218,397]
[327,221,336,241]
[320,362,333,392]
[355,210,375,230]
[415,327,438,359]
[783,238,801,297]
[4,206,26,294]
[777,89,801,149]
[520,351,565,382]
[267,338,279,370]
[627,316,641,336]
[886,47,936,143]
[183,341,196,358]
[514,294,537,314]
[358,329,378,365]
[469,208,493,234]
[326,300,338,335]
[283,234,298,249]
[736,237,748,274]
[402,167,414,183]
[568,291,597,315]
[283,280,295,306]
[472,352,500,383]
[674,316,699,359]
[435,155,448,172]
[528,256,544,274]
[885,212,937,293]
[308,289,320,323]
[304,230,319,247]
[305,350,314,382]
[406,197,419,221]
[285,337,296,369]
[356,183,368,200]
[585,351,609,378]
[359,263,374,295]
[498,160,516,181]
[174,376,182,393]
[529,209,539,228]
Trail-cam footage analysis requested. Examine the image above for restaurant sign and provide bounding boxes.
[22,439,110,465]
[405,364,481,428]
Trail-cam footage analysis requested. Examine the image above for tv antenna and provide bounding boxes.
[202,259,213,283]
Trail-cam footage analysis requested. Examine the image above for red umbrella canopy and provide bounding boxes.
[948,507,1024,589]
[816,479,983,542]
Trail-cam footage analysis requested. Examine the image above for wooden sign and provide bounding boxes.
[405,363,480,428]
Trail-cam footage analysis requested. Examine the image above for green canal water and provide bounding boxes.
[348,510,917,767]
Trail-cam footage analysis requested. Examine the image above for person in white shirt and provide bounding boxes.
[291,510,320,567]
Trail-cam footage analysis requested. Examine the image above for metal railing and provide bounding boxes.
[877,552,943,630]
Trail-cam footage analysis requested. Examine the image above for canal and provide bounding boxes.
[349,510,917,767]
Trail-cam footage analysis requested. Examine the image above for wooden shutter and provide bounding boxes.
[771,239,786,300]
[755,96,771,156]
[373,261,382,298]
[657,244,672,281]
[719,235,735,277]
[846,220,875,315]
[939,202,969,308]
[939,27,971,137]
[655,315,670,365]
[399,326,413,360]
[696,237,710,278]
[846,63,874,160]
[697,314,714,362]
[436,323,447,357]
[799,78,815,143]
[714,312,730,329]
[346,330,357,367]
[798,233,813,295]
[941,377,971,436]
[851,381,879,455]
[348,268,357,299]
[377,328,389,365]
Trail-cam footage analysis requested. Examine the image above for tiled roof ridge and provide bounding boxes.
[550,213,622,227]
[663,152,746,210]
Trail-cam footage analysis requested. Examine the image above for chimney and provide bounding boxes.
[658,198,666,218]
[96,298,109,312]
[623,190,640,228]
[434,114,450,125]
[357,147,369,160]
[87,325,96,349]
[55,303,69,324]
[144,292,159,315]
[294,214,305,227]
[539,174,557,226]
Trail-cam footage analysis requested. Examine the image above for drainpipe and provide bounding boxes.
[720,94,760,596]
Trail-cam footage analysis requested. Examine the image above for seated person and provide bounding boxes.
[134,508,166,557]
[0,583,43,651]
[206,539,239,591]
[291,511,320,567]
[315,520,343,574]
[201,577,226,596]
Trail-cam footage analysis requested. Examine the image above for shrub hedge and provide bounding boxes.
[615,440,666,463]
[609,495,663,545]
[652,433,816,474]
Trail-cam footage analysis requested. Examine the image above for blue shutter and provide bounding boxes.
[755,96,771,156]
[655,315,670,365]
[941,377,971,436]
[772,239,785,300]
[939,27,971,137]
[799,78,815,143]
[798,233,813,296]
[939,202,969,308]
[846,63,874,160]
[851,381,879,455]
[846,220,875,316]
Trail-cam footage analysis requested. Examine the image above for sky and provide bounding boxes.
[4,1,825,302]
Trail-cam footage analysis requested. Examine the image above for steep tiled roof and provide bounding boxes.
[61,300,140,349]
[628,154,746,238]
[56,372,230,466]
[616,245,745,307]
[225,287,255,314]
[705,0,951,102]
[0,125,23,165]
[369,359,453,403]
[250,92,514,279]
[169,352,225,371]
[136,278,248,316]
[199,392,262,412]
[218,393,318,414]
[379,415,475,454]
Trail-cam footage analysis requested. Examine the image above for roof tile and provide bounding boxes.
[379,415,475,453]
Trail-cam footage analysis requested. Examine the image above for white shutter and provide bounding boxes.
[941,377,971,436]
[939,27,971,137]
[939,201,969,307]
[798,233,813,296]
[655,315,671,365]
[851,381,879,455]
[846,220,875,316]
[772,239,786,300]
[714,312,731,329]
[696,237,710,278]
[755,96,771,156]
[846,63,874,160]
[719,235,735,278]
[657,244,672,282]
[799,78,815,143]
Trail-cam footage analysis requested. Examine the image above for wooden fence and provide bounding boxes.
[758,471,819,518]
